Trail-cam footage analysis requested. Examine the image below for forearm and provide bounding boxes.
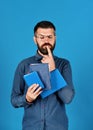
[57,61,75,104]
[11,93,28,108]
[11,64,32,108]
[57,85,75,104]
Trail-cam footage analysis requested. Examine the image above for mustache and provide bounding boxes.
[42,43,52,47]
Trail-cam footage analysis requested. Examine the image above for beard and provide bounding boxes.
[37,42,56,55]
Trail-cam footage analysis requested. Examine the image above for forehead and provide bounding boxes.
[36,28,55,35]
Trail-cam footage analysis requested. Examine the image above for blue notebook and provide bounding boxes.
[23,71,44,89]
[30,63,51,90]
[41,69,67,98]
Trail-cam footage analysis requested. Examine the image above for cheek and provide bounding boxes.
[37,42,44,48]
[35,39,42,46]
[51,40,55,46]
[39,42,44,47]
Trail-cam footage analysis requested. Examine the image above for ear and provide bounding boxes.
[33,36,37,45]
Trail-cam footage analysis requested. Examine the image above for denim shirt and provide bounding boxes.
[11,53,75,130]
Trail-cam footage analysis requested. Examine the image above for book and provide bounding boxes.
[23,71,44,89]
[23,68,67,99]
[30,63,51,90]
[41,69,67,98]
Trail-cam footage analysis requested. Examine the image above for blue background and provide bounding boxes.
[0,0,93,130]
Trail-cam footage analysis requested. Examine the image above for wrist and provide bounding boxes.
[26,95,33,103]
[50,66,56,72]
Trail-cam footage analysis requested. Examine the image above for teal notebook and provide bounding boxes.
[41,69,67,98]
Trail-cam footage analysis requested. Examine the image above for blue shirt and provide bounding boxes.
[11,53,75,130]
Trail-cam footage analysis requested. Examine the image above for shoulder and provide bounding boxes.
[54,55,70,65]
[54,55,72,73]
[18,56,35,66]
[15,55,35,73]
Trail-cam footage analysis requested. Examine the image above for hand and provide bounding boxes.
[26,84,42,103]
[41,46,56,71]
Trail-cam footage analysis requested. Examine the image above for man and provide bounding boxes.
[11,20,75,130]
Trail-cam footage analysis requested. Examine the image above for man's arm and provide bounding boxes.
[57,61,75,104]
[38,46,75,104]
[11,63,42,108]
[11,63,28,108]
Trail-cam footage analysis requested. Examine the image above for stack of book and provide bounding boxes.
[23,63,67,98]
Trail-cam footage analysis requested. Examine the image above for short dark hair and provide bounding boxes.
[34,20,56,34]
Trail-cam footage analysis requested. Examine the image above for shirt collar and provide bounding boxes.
[35,51,43,61]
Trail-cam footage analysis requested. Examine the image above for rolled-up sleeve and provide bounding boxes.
[57,61,75,104]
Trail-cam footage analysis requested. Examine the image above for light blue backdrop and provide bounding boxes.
[0,0,93,130]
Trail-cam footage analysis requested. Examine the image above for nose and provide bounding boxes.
[44,36,49,42]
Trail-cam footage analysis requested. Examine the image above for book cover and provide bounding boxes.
[41,69,67,98]
[23,71,44,89]
[30,63,51,90]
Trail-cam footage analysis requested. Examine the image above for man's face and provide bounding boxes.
[34,28,56,55]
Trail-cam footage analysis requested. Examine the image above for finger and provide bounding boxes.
[46,46,52,56]
[29,84,39,92]
[41,57,47,61]
[32,84,40,93]
[39,51,47,58]
[41,59,48,63]
[34,87,42,95]
[36,90,43,97]
[38,50,45,57]
[28,84,37,90]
